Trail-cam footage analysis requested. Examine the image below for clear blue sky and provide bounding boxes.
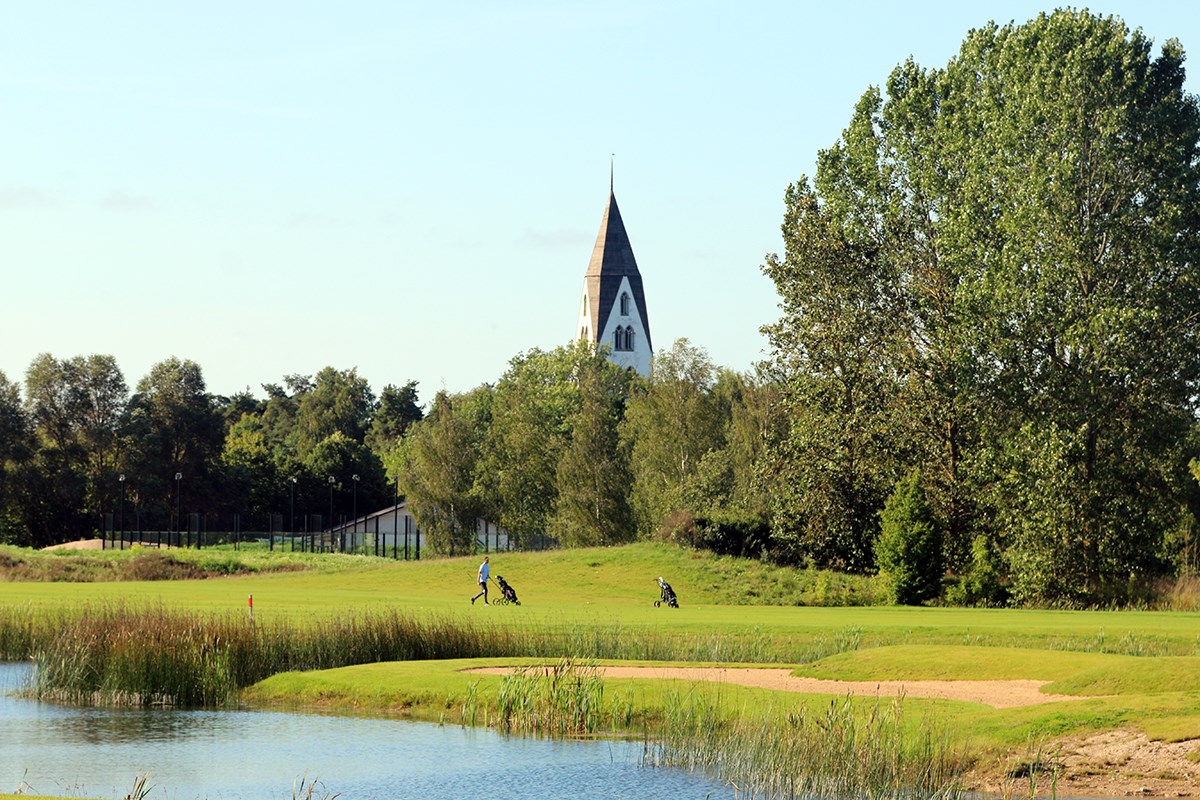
[3,2,1197,403]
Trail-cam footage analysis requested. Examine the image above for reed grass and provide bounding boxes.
[488,659,967,798]
[646,691,967,800]
[20,604,542,706]
[495,657,605,735]
[2,602,886,707]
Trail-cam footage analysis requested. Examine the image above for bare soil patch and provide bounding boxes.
[971,730,1200,798]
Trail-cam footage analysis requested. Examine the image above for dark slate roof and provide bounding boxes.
[584,192,653,350]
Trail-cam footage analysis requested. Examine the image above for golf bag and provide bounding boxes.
[493,574,520,605]
[655,576,679,608]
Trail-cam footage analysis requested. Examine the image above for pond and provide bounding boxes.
[0,663,733,800]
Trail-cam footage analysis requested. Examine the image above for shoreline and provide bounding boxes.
[466,664,1200,797]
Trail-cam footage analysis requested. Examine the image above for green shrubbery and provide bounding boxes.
[875,471,943,606]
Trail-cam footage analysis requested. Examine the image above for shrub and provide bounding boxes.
[875,470,943,605]
[947,535,1008,607]
[657,508,771,560]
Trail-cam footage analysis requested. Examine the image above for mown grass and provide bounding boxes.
[7,541,1200,797]
[4,542,1200,658]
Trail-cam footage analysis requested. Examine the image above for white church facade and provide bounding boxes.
[575,189,653,375]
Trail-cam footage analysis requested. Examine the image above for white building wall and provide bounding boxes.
[597,276,652,376]
[577,283,593,340]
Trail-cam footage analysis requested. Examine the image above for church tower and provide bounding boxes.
[575,187,653,375]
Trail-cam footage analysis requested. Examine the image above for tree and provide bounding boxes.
[763,10,1200,599]
[304,431,390,530]
[21,353,128,540]
[477,341,608,548]
[291,367,375,457]
[621,339,726,537]
[221,414,279,522]
[0,371,30,544]
[951,13,1200,598]
[550,357,635,547]
[367,381,423,451]
[876,470,943,605]
[396,390,488,556]
[123,358,224,526]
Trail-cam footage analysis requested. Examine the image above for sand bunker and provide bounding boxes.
[41,538,105,551]
[465,665,1089,709]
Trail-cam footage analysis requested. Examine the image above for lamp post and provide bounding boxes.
[351,473,359,553]
[327,476,335,553]
[394,474,402,560]
[289,476,298,545]
[175,472,183,548]
[118,473,126,550]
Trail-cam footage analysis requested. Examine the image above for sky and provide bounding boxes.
[3,1,1199,405]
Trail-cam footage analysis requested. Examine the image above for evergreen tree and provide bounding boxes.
[876,470,943,605]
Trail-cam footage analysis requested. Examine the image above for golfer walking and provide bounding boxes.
[471,556,490,605]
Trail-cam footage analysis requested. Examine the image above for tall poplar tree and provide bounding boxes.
[764,10,1200,599]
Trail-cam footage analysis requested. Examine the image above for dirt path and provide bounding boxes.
[466,664,1086,708]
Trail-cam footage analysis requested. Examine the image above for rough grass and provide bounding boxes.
[0,543,321,582]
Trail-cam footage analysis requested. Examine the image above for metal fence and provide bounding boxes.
[100,509,558,558]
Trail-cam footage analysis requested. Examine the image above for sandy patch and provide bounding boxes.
[464,665,1088,709]
[41,538,105,551]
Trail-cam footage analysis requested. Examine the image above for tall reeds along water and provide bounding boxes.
[2,604,883,707]
[18,604,537,706]
[646,691,967,800]
[495,657,605,735]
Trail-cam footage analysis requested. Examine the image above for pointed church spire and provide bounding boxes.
[575,179,654,375]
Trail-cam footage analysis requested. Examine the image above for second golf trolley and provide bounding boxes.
[655,576,679,608]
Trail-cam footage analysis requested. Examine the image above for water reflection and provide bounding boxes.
[1,662,731,800]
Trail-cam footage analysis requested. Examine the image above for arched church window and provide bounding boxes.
[620,292,630,316]
[613,328,624,351]
[625,326,635,350]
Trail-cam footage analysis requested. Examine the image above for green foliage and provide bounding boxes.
[946,535,1008,607]
[396,390,487,555]
[475,341,598,548]
[621,339,726,536]
[986,423,1175,607]
[549,358,635,546]
[290,367,375,458]
[123,357,225,523]
[763,9,1200,599]
[659,508,770,560]
[761,183,907,571]
[222,414,279,520]
[367,380,423,450]
[876,470,943,605]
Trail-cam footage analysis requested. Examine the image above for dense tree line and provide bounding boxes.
[0,355,421,547]
[383,338,777,557]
